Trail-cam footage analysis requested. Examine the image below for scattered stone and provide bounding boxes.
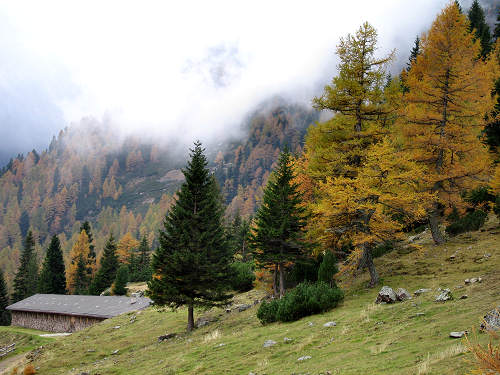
[237,304,252,312]
[113,326,121,329]
[484,253,491,258]
[263,340,277,348]
[158,333,176,343]
[225,308,232,313]
[449,331,467,338]
[375,286,397,304]
[395,288,412,302]
[284,337,293,343]
[307,322,314,327]
[323,321,337,327]
[111,349,119,355]
[465,277,482,285]
[460,295,468,299]
[435,288,453,302]
[131,291,144,298]
[448,251,458,260]
[196,317,210,328]
[411,313,425,318]
[455,285,464,289]
[414,288,432,296]
[87,349,96,352]
[297,355,312,361]
[79,372,90,375]
[480,307,500,331]
[215,343,225,348]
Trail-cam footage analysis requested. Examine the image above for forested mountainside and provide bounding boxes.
[0,99,317,287]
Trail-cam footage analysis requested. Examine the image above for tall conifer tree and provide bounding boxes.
[12,231,39,302]
[401,3,494,244]
[250,149,307,297]
[38,235,66,294]
[89,233,119,295]
[0,269,11,325]
[467,0,492,58]
[148,141,233,332]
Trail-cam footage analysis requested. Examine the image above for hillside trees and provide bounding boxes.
[112,265,129,296]
[401,3,494,244]
[12,231,39,302]
[0,269,10,325]
[38,235,66,294]
[117,232,139,264]
[148,141,234,332]
[89,234,119,295]
[250,149,307,297]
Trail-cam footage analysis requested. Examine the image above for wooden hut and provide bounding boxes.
[6,294,152,332]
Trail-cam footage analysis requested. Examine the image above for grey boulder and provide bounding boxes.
[435,288,453,302]
[375,286,397,304]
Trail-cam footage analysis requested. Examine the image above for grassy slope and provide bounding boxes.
[10,217,500,375]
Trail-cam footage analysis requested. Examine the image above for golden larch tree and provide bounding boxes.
[296,22,425,286]
[117,232,139,264]
[401,3,495,244]
[66,230,92,294]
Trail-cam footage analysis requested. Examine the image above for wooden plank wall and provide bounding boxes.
[10,311,104,332]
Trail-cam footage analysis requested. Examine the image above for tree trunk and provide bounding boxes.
[278,262,285,298]
[428,206,445,245]
[273,263,278,298]
[187,304,194,332]
[362,246,378,288]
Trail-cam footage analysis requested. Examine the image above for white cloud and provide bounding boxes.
[0,0,450,152]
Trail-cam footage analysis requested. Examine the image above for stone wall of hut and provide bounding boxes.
[10,311,104,332]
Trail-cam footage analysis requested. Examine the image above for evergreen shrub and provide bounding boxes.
[445,209,488,236]
[257,282,344,324]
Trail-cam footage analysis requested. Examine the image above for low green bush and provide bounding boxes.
[445,209,488,236]
[230,261,255,292]
[256,299,280,324]
[257,282,344,324]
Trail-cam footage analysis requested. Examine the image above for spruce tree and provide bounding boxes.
[38,235,66,294]
[88,234,119,295]
[12,231,39,302]
[406,36,420,72]
[0,269,11,325]
[250,149,307,297]
[148,141,233,332]
[112,265,129,296]
[468,0,492,58]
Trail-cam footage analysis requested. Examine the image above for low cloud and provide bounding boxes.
[0,0,455,163]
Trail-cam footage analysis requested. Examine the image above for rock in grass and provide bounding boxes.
[323,321,337,327]
[283,337,293,343]
[263,340,277,348]
[158,333,176,343]
[375,286,397,304]
[480,307,500,331]
[111,349,119,355]
[395,288,412,301]
[449,331,467,338]
[297,355,312,361]
[435,288,453,302]
[414,288,432,296]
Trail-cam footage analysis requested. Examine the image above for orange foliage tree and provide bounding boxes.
[400,3,495,244]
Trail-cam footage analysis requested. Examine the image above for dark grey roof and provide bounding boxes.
[6,294,152,319]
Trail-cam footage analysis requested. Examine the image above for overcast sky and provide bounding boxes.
[0,0,473,165]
